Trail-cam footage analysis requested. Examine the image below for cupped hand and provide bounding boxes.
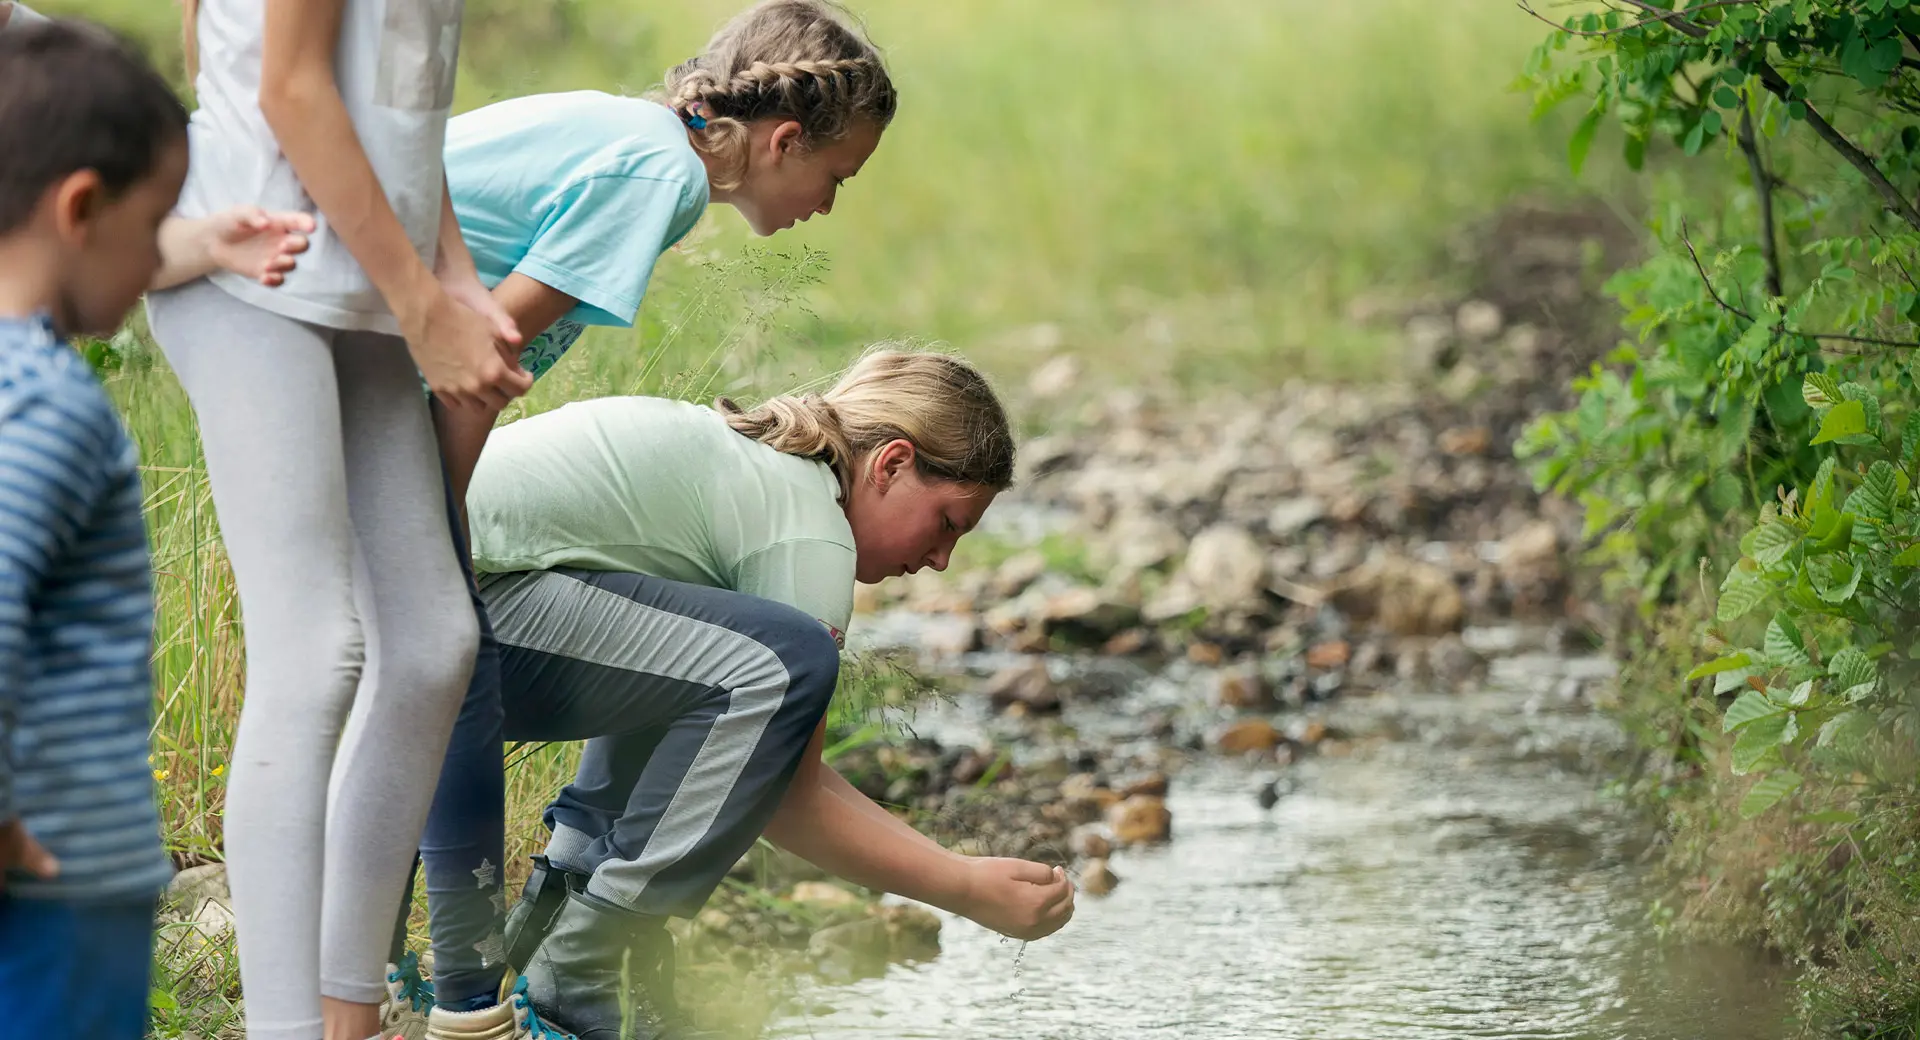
[955,856,1075,941]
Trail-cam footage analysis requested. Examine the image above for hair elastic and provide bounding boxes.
[684,102,709,130]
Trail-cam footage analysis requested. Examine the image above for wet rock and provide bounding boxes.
[1120,771,1170,799]
[1290,719,1329,746]
[1060,772,1123,809]
[1215,718,1282,755]
[880,903,942,961]
[1267,497,1325,538]
[1217,668,1274,710]
[983,661,1063,714]
[1329,555,1464,636]
[1080,858,1121,896]
[1107,795,1172,846]
[1069,823,1114,860]
[948,747,998,786]
[1305,639,1351,670]
[1426,634,1487,685]
[1187,641,1226,666]
[1178,524,1268,610]
[809,918,892,982]
[1040,586,1141,640]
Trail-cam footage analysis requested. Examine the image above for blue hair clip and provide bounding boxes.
[685,103,708,130]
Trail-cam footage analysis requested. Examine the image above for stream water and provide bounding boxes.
[770,629,1790,1040]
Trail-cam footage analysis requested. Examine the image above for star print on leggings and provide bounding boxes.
[473,858,497,889]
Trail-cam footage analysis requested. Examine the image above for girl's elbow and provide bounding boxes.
[256,67,330,130]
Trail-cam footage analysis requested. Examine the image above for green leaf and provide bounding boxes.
[1733,714,1793,774]
[1750,521,1800,567]
[1894,543,1920,567]
[1902,412,1920,464]
[1809,556,1864,604]
[1714,85,1741,109]
[1686,652,1753,681]
[1717,567,1770,620]
[1723,689,1785,733]
[1810,514,1855,556]
[1785,680,1814,708]
[1829,646,1877,692]
[1804,372,1843,407]
[1569,108,1603,176]
[1812,400,1868,444]
[1799,810,1860,825]
[1846,461,1900,522]
[1623,133,1646,171]
[1684,119,1708,155]
[1765,615,1811,666]
[1740,770,1803,818]
[1703,110,1724,137]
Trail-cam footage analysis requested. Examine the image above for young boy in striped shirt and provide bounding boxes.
[0,19,307,1039]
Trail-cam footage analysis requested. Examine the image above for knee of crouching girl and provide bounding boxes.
[663,0,897,236]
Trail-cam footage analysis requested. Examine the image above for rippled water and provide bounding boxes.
[772,634,1790,1040]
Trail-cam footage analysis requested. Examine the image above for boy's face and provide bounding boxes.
[55,136,187,336]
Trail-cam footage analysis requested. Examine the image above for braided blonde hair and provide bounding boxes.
[718,348,1015,500]
[660,0,897,191]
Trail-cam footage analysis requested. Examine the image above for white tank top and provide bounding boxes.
[178,0,463,334]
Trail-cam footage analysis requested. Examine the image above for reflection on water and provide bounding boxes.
[772,652,1789,1040]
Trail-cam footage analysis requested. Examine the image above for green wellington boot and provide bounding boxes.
[522,890,719,1040]
[502,856,592,972]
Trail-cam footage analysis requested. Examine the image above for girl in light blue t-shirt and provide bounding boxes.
[383,2,907,1035]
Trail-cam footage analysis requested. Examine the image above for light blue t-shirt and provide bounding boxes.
[446,91,711,379]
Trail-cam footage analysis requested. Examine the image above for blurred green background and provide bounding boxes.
[60,0,1591,389]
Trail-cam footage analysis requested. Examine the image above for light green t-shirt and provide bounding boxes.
[467,396,858,634]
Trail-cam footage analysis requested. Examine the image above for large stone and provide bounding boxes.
[1080,858,1121,896]
[1040,586,1141,639]
[1456,299,1505,341]
[1178,524,1268,611]
[1069,823,1114,860]
[1215,718,1282,755]
[1098,511,1187,576]
[809,918,892,982]
[982,660,1063,714]
[1329,555,1464,636]
[991,550,1049,599]
[1498,520,1563,608]
[879,903,942,962]
[1217,668,1274,710]
[914,613,980,657]
[1107,795,1172,846]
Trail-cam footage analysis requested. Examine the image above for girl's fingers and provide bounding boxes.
[1006,859,1057,886]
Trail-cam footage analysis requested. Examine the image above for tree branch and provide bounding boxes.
[1738,100,1784,299]
[1747,62,1920,234]
[1680,223,1920,350]
[1515,0,1760,40]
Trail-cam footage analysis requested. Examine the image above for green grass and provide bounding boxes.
[63,0,1589,387]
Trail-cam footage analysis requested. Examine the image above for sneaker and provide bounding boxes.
[381,950,437,1040]
[421,975,574,1040]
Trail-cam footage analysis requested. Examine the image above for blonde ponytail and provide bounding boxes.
[718,348,1014,499]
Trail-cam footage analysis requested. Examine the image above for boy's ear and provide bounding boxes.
[49,169,105,244]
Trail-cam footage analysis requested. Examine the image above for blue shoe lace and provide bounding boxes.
[508,975,577,1040]
[387,950,436,1014]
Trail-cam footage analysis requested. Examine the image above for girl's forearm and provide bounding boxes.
[258,0,435,325]
[764,769,971,911]
[150,216,217,292]
[819,760,952,858]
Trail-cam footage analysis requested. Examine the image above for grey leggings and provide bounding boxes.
[146,280,479,1040]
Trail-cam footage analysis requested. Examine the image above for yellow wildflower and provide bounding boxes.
[152,769,170,781]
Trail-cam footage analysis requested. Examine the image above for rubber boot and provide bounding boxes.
[503,855,591,974]
[523,890,709,1040]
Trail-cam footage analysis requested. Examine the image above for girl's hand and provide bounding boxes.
[438,265,523,362]
[204,206,316,287]
[954,856,1075,941]
[400,279,532,412]
[0,818,59,892]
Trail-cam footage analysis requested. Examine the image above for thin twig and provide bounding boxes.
[1680,223,1920,350]
[1748,61,1920,233]
[1738,99,1784,298]
[1514,0,1761,39]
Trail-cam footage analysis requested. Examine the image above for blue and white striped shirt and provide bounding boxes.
[0,315,169,900]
